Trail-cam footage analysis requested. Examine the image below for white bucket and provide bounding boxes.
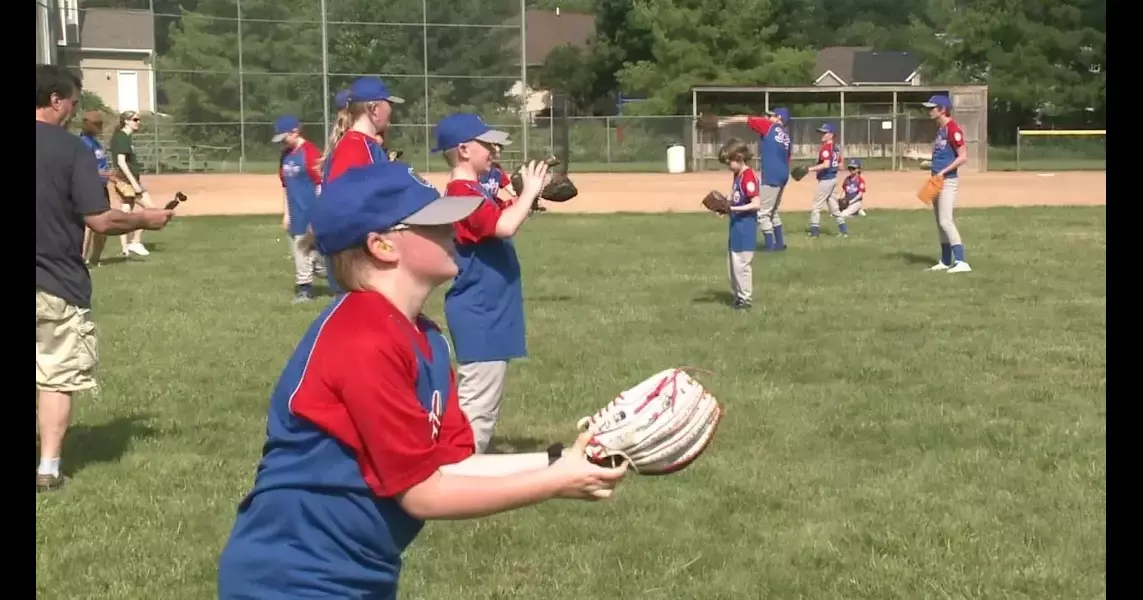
[666,144,686,174]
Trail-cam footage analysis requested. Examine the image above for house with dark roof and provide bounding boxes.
[813,47,922,87]
[506,9,596,114]
[56,6,157,114]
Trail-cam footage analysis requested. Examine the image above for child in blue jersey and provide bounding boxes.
[805,123,848,237]
[742,108,791,251]
[216,161,626,600]
[79,111,111,265]
[434,113,549,453]
[839,158,868,218]
[718,139,762,310]
[922,95,972,273]
[272,115,325,302]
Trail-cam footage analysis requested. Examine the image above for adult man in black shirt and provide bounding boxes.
[36,64,174,492]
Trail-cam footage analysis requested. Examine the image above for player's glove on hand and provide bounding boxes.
[702,190,731,214]
[577,368,723,475]
[539,173,578,202]
[386,148,404,162]
[917,175,943,206]
[790,166,810,181]
[837,196,850,211]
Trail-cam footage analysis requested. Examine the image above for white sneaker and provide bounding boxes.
[928,262,950,271]
[128,243,150,256]
[948,261,972,273]
[859,209,867,217]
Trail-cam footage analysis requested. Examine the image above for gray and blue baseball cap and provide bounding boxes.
[846,158,862,169]
[271,115,300,143]
[816,123,836,134]
[766,107,790,123]
[346,77,404,104]
[922,95,953,111]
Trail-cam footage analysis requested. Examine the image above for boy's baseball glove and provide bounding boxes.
[386,148,403,162]
[917,175,943,206]
[577,368,723,475]
[790,165,809,181]
[702,190,731,214]
[837,195,850,211]
[510,157,575,202]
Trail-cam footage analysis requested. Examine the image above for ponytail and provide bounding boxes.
[316,108,353,178]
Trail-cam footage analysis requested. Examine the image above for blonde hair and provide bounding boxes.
[117,110,139,130]
[81,111,104,137]
[442,148,460,168]
[329,247,370,292]
[316,101,387,176]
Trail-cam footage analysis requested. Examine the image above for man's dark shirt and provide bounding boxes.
[36,120,110,309]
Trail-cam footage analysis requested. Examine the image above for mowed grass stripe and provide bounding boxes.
[37,207,1105,600]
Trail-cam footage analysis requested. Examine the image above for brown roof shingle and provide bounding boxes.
[79,8,154,51]
[813,46,870,84]
[515,9,596,66]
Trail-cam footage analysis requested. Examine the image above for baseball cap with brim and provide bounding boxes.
[347,77,405,104]
[766,107,791,123]
[334,89,350,109]
[310,161,482,256]
[922,95,953,110]
[816,123,836,134]
[847,158,862,169]
[431,112,512,153]
[271,115,301,143]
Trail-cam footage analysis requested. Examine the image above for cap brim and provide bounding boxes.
[921,102,938,108]
[475,130,511,145]
[402,195,484,226]
[386,95,405,104]
[271,133,289,142]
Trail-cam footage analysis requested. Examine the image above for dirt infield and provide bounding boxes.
[144,170,1105,217]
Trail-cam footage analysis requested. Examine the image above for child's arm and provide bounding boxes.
[807,146,832,173]
[728,170,761,212]
[400,432,625,520]
[728,195,761,212]
[492,161,548,238]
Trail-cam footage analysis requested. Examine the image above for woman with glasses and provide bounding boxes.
[109,111,155,257]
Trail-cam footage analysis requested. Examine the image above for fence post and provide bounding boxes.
[606,117,611,164]
[1015,127,1021,171]
[320,0,329,143]
[421,0,430,172]
[891,91,898,171]
[519,0,528,159]
[236,0,246,173]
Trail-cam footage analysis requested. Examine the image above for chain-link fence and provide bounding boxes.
[67,1,529,174]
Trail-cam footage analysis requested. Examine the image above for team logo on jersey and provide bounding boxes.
[480,178,501,196]
[774,127,791,149]
[745,180,756,194]
[281,162,303,177]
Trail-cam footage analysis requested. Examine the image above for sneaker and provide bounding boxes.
[36,473,68,493]
[128,243,150,257]
[732,299,752,311]
[928,262,951,271]
[947,261,972,273]
[858,209,868,216]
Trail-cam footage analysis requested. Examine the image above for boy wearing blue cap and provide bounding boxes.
[839,158,867,218]
[922,94,971,273]
[272,115,325,302]
[805,122,848,238]
[217,161,626,600]
[432,113,550,454]
[725,109,791,251]
[320,77,403,184]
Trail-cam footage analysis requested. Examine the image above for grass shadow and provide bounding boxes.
[693,290,735,306]
[486,436,550,454]
[51,414,160,476]
[886,250,935,266]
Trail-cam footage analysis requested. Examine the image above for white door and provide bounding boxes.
[117,71,139,113]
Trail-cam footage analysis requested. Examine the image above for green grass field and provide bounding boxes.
[36,208,1106,599]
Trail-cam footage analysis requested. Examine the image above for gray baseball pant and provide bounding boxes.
[457,360,510,453]
[839,200,864,218]
[755,185,784,233]
[288,234,319,285]
[933,178,962,246]
[809,178,843,226]
[728,251,753,304]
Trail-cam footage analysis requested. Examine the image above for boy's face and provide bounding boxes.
[459,140,494,172]
[728,159,744,172]
[369,101,393,131]
[392,224,460,285]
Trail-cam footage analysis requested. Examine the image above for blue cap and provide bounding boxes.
[271,115,301,142]
[431,113,512,153]
[767,107,790,123]
[334,89,350,109]
[310,162,483,256]
[847,158,862,169]
[922,95,953,110]
[347,77,405,104]
[816,123,836,134]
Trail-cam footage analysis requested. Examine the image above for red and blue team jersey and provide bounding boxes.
[444,179,526,364]
[279,140,322,236]
[480,162,513,198]
[217,292,475,600]
[79,134,110,184]
[323,130,389,184]
[816,141,841,181]
[747,117,791,187]
[843,174,866,200]
[729,168,760,253]
[930,119,965,179]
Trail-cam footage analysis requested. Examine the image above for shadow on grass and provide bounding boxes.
[53,414,160,476]
[886,251,935,266]
[693,290,735,306]
[486,436,549,454]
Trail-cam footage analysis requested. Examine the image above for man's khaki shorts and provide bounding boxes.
[36,289,99,393]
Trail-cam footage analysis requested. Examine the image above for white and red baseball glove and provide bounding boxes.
[577,368,723,475]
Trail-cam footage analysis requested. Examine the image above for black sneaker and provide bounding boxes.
[292,284,314,304]
[732,299,752,311]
